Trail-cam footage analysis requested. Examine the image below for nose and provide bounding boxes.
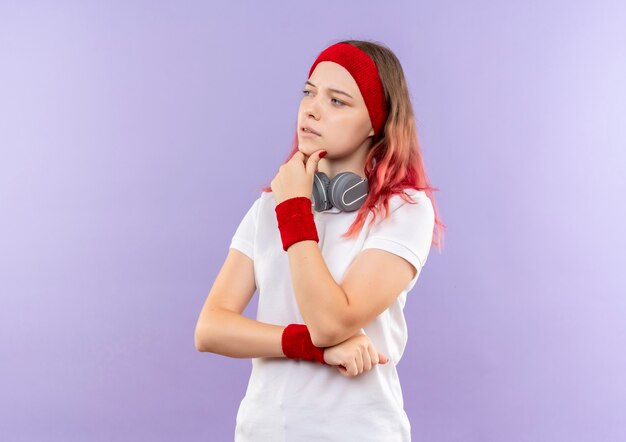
[303,94,321,120]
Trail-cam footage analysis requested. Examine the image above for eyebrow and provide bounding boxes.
[305,81,354,99]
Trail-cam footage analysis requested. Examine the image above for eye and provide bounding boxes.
[302,89,345,106]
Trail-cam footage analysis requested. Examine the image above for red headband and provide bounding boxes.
[308,42,388,138]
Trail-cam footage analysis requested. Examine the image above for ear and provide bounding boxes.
[368,128,375,137]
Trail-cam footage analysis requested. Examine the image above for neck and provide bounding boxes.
[317,139,372,180]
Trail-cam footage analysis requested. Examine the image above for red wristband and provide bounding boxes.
[274,197,319,251]
[281,323,327,365]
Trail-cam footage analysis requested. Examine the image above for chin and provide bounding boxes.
[298,138,318,149]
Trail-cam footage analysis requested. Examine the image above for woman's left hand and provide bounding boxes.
[271,149,326,205]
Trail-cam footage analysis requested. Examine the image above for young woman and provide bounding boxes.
[195,39,445,441]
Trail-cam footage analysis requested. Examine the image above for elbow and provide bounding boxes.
[309,322,344,348]
[194,332,204,352]
[195,308,224,352]
[194,324,210,352]
[304,321,330,348]
[309,330,329,348]
[309,292,354,348]
[194,336,204,352]
[312,330,341,348]
[313,317,358,348]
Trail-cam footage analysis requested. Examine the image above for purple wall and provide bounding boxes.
[1,1,625,440]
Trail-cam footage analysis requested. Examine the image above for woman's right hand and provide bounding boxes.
[323,332,389,377]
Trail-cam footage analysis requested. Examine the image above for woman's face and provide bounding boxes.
[298,61,374,159]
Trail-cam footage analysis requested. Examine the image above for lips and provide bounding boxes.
[301,126,321,136]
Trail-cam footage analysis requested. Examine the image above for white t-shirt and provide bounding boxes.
[229,187,435,442]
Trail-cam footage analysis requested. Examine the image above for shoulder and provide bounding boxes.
[366,189,434,234]
[396,188,431,206]
[238,192,268,222]
[257,190,275,211]
[246,190,273,207]
[251,191,277,223]
[380,188,433,218]
[363,188,436,274]
[259,190,274,203]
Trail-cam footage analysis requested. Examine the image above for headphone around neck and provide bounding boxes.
[311,171,369,212]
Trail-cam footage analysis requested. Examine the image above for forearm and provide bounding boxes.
[287,240,349,346]
[195,308,288,358]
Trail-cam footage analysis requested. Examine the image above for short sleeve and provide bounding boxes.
[229,196,262,261]
[362,191,435,280]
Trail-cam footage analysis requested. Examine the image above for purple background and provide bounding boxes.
[1,1,625,441]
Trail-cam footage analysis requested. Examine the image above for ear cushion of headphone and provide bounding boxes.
[328,172,369,212]
[312,172,331,212]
